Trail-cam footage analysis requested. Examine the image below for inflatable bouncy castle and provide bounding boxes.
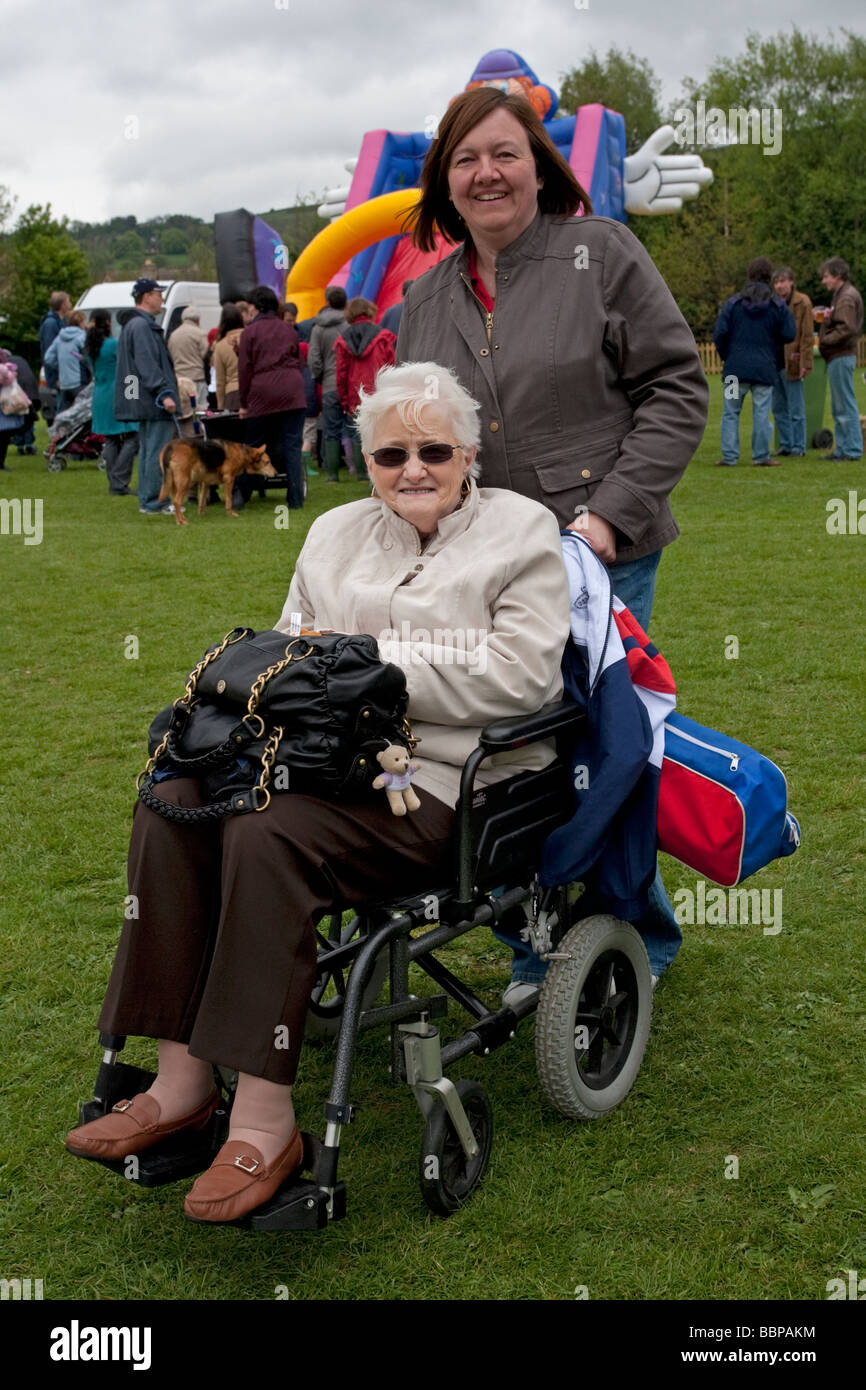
[285,49,713,320]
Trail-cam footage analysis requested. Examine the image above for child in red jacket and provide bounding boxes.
[335,298,396,481]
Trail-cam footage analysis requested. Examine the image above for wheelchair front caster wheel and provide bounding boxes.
[304,912,389,1041]
[535,914,652,1120]
[419,1079,493,1217]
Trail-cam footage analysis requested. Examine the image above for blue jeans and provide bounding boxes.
[772,372,806,454]
[495,548,682,982]
[720,381,773,462]
[138,418,175,511]
[826,355,863,457]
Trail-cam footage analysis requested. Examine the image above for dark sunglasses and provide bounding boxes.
[370,443,462,468]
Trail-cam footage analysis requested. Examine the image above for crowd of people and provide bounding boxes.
[713,255,863,466]
[2,277,417,510]
[57,83,864,1227]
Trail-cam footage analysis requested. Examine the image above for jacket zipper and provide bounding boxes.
[460,272,494,343]
[664,721,740,771]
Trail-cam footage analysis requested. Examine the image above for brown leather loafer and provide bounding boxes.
[183,1130,304,1224]
[65,1090,220,1160]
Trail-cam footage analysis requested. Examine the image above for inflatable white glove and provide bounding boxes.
[623,125,714,215]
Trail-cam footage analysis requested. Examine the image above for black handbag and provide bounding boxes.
[137,626,414,823]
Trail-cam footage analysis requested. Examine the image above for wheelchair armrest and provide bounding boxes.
[477,700,584,753]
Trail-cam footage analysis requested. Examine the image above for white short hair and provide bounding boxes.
[355,362,481,477]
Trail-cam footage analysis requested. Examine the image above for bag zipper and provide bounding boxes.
[664,721,740,771]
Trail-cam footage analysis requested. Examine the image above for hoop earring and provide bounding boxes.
[460,477,470,498]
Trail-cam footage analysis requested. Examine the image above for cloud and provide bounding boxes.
[1,0,862,223]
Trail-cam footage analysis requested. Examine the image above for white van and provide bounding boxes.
[73,280,222,339]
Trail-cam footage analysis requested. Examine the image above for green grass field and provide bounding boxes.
[1,374,865,1302]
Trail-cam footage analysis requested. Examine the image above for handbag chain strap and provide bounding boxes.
[137,626,251,791]
[401,715,419,756]
[246,638,313,718]
[251,724,285,812]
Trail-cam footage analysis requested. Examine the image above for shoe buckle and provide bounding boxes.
[233,1154,260,1173]
[112,1099,134,1113]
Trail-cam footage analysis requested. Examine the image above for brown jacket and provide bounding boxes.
[819,280,864,362]
[212,329,241,409]
[782,288,814,380]
[397,212,708,563]
[167,318,209,383]
[277,483,570,809]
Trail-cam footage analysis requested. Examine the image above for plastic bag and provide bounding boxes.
[0,380,31,415]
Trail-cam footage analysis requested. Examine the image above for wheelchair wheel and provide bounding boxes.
[304,912,389,1040]
[419,1079,493,1217]
[535,914,652,1120]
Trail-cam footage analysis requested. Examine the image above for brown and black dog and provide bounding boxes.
[158,438,277,526]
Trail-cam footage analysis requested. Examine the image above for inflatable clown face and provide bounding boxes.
[466,75,552,120]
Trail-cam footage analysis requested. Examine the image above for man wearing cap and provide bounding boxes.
[115,279,179,514]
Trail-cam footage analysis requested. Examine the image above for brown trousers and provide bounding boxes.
[98,779,454,1084]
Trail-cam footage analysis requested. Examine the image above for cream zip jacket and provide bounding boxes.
[277,484,570,808]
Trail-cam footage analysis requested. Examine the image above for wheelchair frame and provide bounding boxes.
[74,699,654,1229]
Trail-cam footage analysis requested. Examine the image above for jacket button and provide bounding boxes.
[503,275,509,281]
[480,348,489,356]
[489,421,500,433]
[383,540,392,549]
[581,469,591,478]
[414,563,423,571]
[494,344,500,349]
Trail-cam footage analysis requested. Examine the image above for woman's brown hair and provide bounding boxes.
[404,87,592,253]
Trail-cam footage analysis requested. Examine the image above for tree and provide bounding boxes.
[114,229,147,269]
[0,204,90,351]
[655,28,866,328]
[559,47,663,154]
[187,233,216,280]
[160,227,189,255]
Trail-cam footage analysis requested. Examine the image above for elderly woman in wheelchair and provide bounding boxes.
[69,360,655,1226]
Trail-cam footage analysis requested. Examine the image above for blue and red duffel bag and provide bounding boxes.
[657,712,801,887]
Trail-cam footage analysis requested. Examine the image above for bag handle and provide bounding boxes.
[163,712,265,770]
[137,726,284,821]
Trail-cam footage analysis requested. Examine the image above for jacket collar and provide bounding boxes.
[455,209,549,277]
[378,478,479,554]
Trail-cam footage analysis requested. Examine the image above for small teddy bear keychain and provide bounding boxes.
[373,744,421,816]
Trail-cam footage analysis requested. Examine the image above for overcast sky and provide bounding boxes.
[1,0,861,226]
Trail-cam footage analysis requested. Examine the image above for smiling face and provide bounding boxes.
[773,276,793,300]
[365,404,476,538]
[447,107,542,251]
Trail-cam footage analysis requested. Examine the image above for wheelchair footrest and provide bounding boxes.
[72,1103,229,1187]
[245,1179,347,1231]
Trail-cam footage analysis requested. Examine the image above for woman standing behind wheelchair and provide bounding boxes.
[396,86,709,995]
[65,361,571,1225]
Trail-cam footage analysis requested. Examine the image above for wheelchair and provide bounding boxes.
[72,700,654,1229]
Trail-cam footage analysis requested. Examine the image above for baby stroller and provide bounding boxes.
[45,384,105,472]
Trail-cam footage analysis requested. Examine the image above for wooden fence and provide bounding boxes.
[697,336,866,375]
